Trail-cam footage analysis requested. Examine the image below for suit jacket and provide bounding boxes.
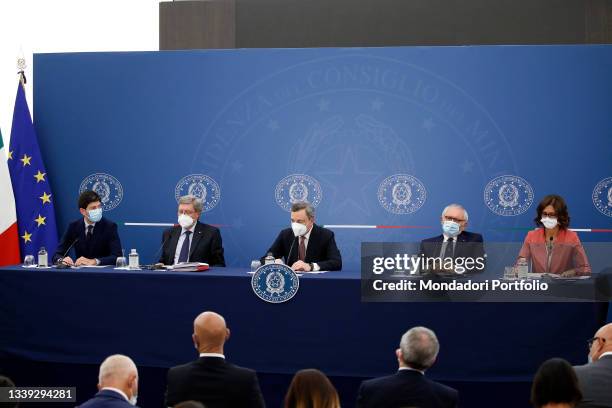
[419,231,485,273]
[165,356,265,408]
[518,228,591,275]
[77,389,137,408]
[53,217,122,266]
[357,369,459,408]
[574,354,612,408]
[262,224,342,271]
[159,221,225,267]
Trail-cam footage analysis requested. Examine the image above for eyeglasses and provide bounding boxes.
[443,216,465,223]
[587,336,605,348]
[542,212,557,217]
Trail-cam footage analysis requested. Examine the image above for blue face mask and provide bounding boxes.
[442,220,460,237]
[87,208,103,223]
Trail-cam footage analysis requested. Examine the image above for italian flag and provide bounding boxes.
[0,128,20,265]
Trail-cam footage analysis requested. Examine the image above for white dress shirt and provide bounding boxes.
[199,352,225,359]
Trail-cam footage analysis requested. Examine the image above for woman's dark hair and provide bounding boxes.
[534,194,570,230]
[284,369,340,408]
[78,190,101,210]
[531,358,582,408]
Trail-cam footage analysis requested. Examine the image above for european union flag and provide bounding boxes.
[8,82,58,260]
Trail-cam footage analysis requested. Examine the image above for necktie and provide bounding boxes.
[298,236,306,261]
[443,238,455,259]
[86,225,93,240]
[178,231,192,263]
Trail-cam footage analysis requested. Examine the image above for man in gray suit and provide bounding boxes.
[574,323,612,408]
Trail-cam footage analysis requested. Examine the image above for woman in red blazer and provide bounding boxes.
[518,194,590,276]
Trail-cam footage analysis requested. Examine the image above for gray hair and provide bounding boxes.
[399,327,440,370]
[442,203,468,221]
[179,195,203,213]
[290,201,315,219]
[98,354,138,384]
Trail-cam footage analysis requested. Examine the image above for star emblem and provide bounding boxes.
[317,98,330,111]
[231,161,243,172]
[20,154,32,166]
[317,148,381,216]
[35,214,47,227]
[371,98,384,111]
[40,191,52,204]
[461,160,474,173]
[21,230,32,243]
[34,170,46,183]
[8,151,14,160]
[422,118,436,132]
[267,120,279,131]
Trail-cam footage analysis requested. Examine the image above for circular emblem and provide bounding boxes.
[79,173,123,211]
[275,174,322,212]
[593,177,612,217]
[251,263,300,303]
[377,174,427,214]
[175,174,221,212]
[484,175,534,216]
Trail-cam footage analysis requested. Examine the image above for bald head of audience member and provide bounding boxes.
[589,322,612,362]
[97,354,139,404]
[396,326,440,371]
[192,311,231,354]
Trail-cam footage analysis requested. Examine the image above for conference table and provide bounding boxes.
[1,265,607,378]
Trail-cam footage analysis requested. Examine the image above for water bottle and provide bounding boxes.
[38,247,48,267]
[264,252,275,265]
[516,257,529,279]
[129,249,139,269]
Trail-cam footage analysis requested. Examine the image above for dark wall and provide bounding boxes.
[160,0,612,50]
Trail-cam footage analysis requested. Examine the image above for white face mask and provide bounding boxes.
[178,213,195,229]
[541,217,558,230]
[291,222,308,237]
[129,395,138,406]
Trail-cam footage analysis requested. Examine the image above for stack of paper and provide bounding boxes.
[167,262,209,272]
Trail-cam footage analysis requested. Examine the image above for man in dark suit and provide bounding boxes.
[262,201,341,271]
[165,311,265,408]
[419,204,485,274]
[357,326,458,408]
[574,323,612,408]
[53,190,122,266]
[159,195,225,266]
[78,354,139,407]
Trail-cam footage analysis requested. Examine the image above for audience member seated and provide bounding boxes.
[356,326,458,408]
[284,369,340,408]
[574,322,612,408]
[77,354,139,408]
[165,311,265,408]
[531,358,582,408]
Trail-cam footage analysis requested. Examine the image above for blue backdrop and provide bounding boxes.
[33,45,612,270]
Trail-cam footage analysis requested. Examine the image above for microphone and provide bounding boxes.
[55,238,79,269]
[545,236,554,273]
[142,231,172,270]
[286,235,297,266]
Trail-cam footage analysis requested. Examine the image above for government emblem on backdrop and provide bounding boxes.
[377,174,427,215]
[79,173,123,211]
[592,177,612,217]
[175,174,221,212]
[251,263,300,303]
[484,175,534,216]
[275,174,322,212]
